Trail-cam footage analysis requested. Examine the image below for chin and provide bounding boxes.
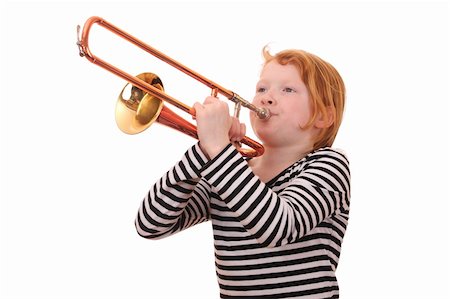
[254,127,276,143]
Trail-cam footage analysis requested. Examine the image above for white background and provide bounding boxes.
[1,1,449,298]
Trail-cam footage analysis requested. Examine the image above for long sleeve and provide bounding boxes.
[200,143,350,248]
[135,143,212,239]
[136,142,351,298]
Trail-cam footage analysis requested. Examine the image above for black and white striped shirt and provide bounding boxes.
[136,143,351,298]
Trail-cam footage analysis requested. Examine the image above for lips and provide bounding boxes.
[251,110,277,120]
[257,112,277,123]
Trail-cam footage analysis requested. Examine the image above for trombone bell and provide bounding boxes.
[115,73,164,134]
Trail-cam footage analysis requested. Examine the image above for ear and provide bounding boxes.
[314,106,335,129]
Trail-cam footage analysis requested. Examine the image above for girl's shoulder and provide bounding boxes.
[271,147,350,191]
[306,147,349,163]
[290,147,350,174]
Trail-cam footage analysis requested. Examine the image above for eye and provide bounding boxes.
[283,87,296,93]
[256,87,266,93]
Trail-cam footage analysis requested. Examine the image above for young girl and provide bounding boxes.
[135,47,350,299]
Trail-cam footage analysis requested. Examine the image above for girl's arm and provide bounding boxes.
[135,143,212,239]
[200,143,350,248]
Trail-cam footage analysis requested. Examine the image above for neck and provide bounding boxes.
[267,143,311,162]
[248,142,313,183]
[252,126,320,168]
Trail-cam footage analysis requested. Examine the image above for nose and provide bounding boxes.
[260,94,276,106]
[262,98,274,105]
[256,90,276,106]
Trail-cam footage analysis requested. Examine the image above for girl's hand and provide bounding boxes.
[229,116,246,143]
[193,96,233,159]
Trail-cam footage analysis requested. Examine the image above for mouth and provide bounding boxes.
[258,108,272,120]
[266,111,277,118]
[251,110,277,120]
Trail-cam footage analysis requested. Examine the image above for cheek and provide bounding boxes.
[289,101,312,127]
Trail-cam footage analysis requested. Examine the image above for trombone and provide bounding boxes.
[76,16,269,157]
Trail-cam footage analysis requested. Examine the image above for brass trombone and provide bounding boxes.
[76,16,269,157]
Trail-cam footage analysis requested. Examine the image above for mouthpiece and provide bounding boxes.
[257,108,271,120]
[231,93,271,120]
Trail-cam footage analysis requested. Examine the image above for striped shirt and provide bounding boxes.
[136,142,351,298]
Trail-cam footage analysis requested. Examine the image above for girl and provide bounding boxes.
[135,47,350,299]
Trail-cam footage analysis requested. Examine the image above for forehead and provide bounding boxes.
[260,61,301,81]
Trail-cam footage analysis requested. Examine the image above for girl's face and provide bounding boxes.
[250,61,313,147]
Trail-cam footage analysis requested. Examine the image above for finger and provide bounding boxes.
[232,123,246,142]
[189,107,197,119]
[240,123,246,140]
[203,96,218,105]
[230,123,238,142]
[229,117,241,141]
[193,102,204,112]
[192,102,204,119]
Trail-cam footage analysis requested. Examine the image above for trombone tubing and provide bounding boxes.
[77,16,270,119]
